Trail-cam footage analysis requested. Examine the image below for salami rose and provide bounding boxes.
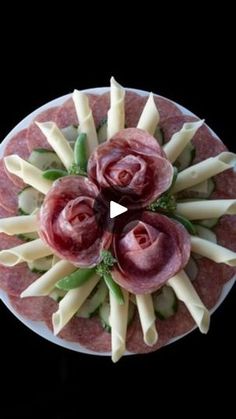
[39,176,111,267]
[88,128,173,208]
[112,212,190,294]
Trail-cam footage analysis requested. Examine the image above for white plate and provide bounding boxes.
[0,87,235,356]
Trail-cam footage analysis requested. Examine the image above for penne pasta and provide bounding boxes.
[107,77,125,139]
[35,122,74,170]
[136,293,158,346]
[190,235,236,266]
[72,90,98,155]
[163,120,204,163]
[168,270,210,333]
[110,288,129,363]
[0,239,52,267]
[4,155,52,194]
[137,92,160,135]
[52,274,99,335]
[176,199,236,220]
[21,260,76,297]
[172,152,236,194]
[0,214,38,235]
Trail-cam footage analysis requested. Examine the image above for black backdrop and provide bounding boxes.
[0,11,235,417]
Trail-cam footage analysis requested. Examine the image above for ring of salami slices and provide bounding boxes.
[0,80,235,361]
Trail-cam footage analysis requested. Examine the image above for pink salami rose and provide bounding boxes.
[88,128,173,208]
[112,212,190,294]
[39,176,111,267]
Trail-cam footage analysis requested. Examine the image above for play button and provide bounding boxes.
[110,201,127,219]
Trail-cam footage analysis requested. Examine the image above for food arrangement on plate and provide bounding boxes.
[0,77,236,362]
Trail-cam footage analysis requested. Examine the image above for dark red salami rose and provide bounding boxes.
[112,212,190,294]
[88,128,173,209]
[39,176,111,267]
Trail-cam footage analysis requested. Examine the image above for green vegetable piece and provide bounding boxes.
[171,213,197,235]
[74,133,87,171]
[42,169,68,180]
[68,163,87,176]
[56,267,96,290]
[96,250,124,304]
[148,194,177,213]
[103,273,124,305]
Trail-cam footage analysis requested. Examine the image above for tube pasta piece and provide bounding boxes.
[72,90,98,155]
[137,92,160,135]
[163,120,204,163]
[190,236,236,266]
[168,270,210,333]
[0,214,38,235]
[35,122,74,170]
[176,199,236,220]
[107,77,125,139]
[109,288,129,363]
[172,152,236,194]
[4,155,52,194]
[21,260,76,297]
[52,274,99,335]
[0,239,52,267]
[136,294,158,346]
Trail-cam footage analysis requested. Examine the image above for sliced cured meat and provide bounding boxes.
[127,303,194,354]
[3,129,29,188]
[26,107,59,152]
[161,115,226,163]
[55,93,100,128]
[125,91,146,127]
[89,92,109,127]
[212,169,236,199]
[0,159,19,213]
[9,295,57,322]
[88,128,173,208]
[193,258,224,309]
[39,176,111,267]
[213,215,236,283]
[153,95,182,122]
[113,212,191,294]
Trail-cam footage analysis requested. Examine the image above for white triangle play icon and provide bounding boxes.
[110,201,128,219]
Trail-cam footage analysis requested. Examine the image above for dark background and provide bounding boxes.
[0,8,235,416]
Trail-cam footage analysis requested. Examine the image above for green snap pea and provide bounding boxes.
[42,169,68,180]
[56,268,96,291]
[103,273,124,305]
[74,133,87,171]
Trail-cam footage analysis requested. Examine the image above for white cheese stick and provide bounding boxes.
[4,155,52,194]
[52,274,99,335]
[168,270,210,333]
[107,77,125,139]
[191,236,236,266]
[172,152,236,194]
[176,199,236,220]
[110,288,129,363]
[0,239,52,267]
[136,294,158,346]
[35,122,74,170]
[0,214,38,235]
[163,120,204,163]
[21,260,76,297]
[137,92,160,135]
[72,90,98,155]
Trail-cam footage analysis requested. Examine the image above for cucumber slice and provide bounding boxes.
[27,256,53,273]
[97,118,107,143]
[99,300,136,332]
[185,256,198,281]
[153,286,178,320]
[50,288,67,302]
[175,142,195,171]
[195,224,217,243]
[18,186,44,214]
[154,127,164,145]
[61,125,78,144]
[28,149,64,171]
[185,178,215,198]
[76,281,108,318]
[199,218,218,228]
[17,231,38,242]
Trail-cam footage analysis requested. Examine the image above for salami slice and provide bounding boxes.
[211,169,236,199]
[9,295,57,322]
[0,159,19,213]
[3,129,29,188]
[26,107,59,152]
[125,91,146,127]
[153,95,182,121]
[91,92,110,127]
